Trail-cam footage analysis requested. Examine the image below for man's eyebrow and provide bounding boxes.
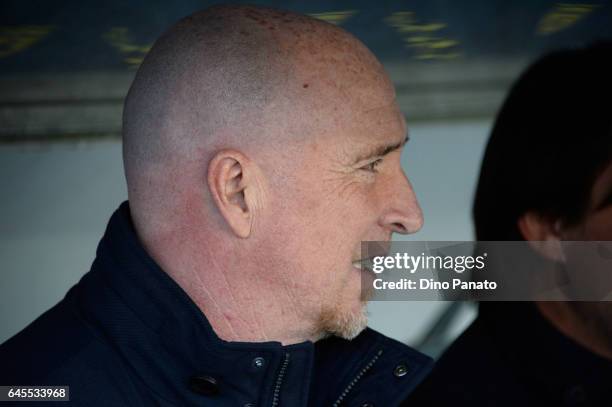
[352,135,409,163]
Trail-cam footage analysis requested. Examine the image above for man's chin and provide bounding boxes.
[318,302,369,341]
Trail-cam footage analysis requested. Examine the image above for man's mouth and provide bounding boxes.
[352,241,390,274]
[352,259,375,274]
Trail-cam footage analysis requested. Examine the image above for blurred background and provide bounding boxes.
[1,0,611,356]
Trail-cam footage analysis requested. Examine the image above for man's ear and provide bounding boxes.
[207,150,260,238]
[517,211,565,262]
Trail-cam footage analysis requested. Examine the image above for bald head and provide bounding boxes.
[123,5,391,205]
[122,4,400,246]
[123,6,290,178]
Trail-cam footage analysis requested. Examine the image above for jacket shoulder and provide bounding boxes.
[0,288,147,406]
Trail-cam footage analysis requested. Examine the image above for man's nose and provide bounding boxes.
[378,171,423,235]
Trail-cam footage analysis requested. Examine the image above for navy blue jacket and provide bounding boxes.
[403,302,612,406]
[0,202,432,406]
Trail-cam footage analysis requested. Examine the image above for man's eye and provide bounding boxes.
[361,158,383,173]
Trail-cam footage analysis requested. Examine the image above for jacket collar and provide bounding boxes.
[76,202,432,405]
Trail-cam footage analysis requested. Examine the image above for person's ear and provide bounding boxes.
[517,211,565,262]
[207,150,261,238]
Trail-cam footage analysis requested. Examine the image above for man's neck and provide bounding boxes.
[185,270,318,345]
[143,234,320,346]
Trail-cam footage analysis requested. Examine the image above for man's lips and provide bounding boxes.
[352,258,375,273]
[352,241,391,272]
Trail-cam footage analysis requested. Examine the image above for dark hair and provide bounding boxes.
[473,42,612,241]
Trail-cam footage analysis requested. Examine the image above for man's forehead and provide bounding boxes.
[312,102,409,164]
[302,99,407,160]
[355,102,406,133]
[352,103,407,141]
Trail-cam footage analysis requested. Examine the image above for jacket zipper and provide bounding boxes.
[271,352,290,407]
[332,349,383,407]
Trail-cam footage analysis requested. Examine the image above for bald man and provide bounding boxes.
[0,5,432,406]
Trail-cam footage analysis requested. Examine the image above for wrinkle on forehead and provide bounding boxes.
[358,104,406,131]
[327,102,407,145]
